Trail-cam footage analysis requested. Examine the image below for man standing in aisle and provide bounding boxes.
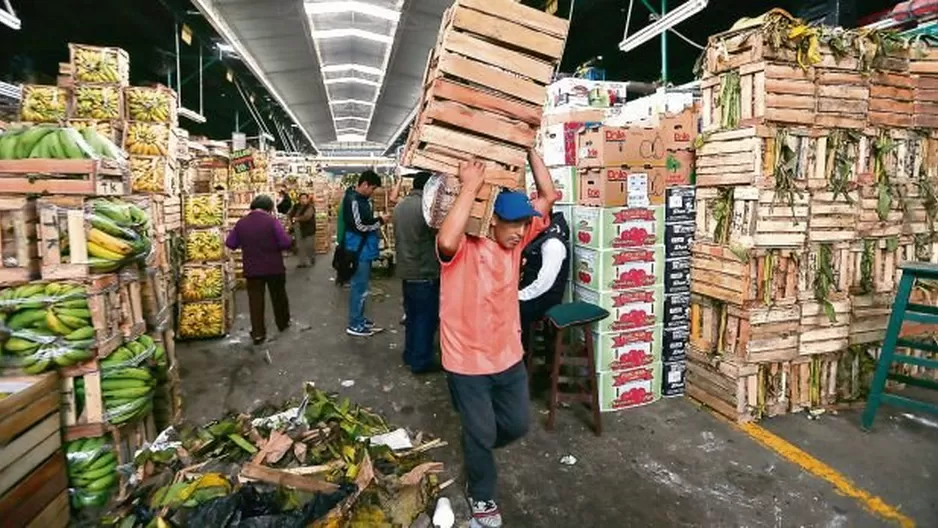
[342,170,389,337]
[288,193,317,268]
[393,171,441,374]
[437,151,557,528]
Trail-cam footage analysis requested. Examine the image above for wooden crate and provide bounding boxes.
[129,156,177,195]
[0,373,59,447]
[424,175,498,238]
[123,85,178,125]
[788,353,840,412]
[177,294,232,340]
[797,242,852,302]
[68,43,130,86]
[849,292,894,345]
[117,270,146,341]
[701,62,816,131]
[691,242,800,307]
[807,191,860,242]
[0,159,128,196]
[0,450,68,528]
[846,237,912,296]
[685,348,790,422]
[690,294,800,364]
[694,186,808,248]
[695,125,795,188]
[0,413,61,499]
[911,46,938,127]
[184,228,226,263]
[798,299,850,356]
[835,344,877,402]
[66,119,124,145]
[703,26,859,76]
[814,71,869,129]
[69,85,124,120]
[139,267,173,329]
[59,364,106,440]
[869,71,914,128]
[0,196,40,286]
[126,194,181,235]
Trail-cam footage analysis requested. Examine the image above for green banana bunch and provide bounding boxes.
[101,336,159,426]
[65,436,119,509]
[0,126,97,161]
[84,198,153,272]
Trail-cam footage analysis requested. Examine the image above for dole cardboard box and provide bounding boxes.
[664,292,691,329]
[572,245,666,291]
[547,78,629,109]
[663,325,690,362]
[541,123,583,167]
[664,149,695,187]
[578,166,665,208]
[574,284,665,333]
[525,166,577,205]
[661,360,687,398]
[598,363,662,412]
[664,257,691,293]
[574,324,663,371]
[577,126,665,168]
[665,186,696,223]
[665,221,695,258]
[572,205,664,250]
[661,106,699,151]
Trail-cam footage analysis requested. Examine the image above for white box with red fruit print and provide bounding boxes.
[525,166,577,205]
[598,363,662,412]
[572,205,664,250]
[573,245,692,292]
[574,284,665,332]
[574,324,663,372]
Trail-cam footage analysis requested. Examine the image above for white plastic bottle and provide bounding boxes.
[432,497,455,528]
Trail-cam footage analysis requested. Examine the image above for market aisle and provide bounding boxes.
[176,258,937,527]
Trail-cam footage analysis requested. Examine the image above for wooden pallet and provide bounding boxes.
[0,196,40,286]
[694,186,808,249]
[690,294,800,364]
[0,450,68,528]
[701,62,816,131]
[691,242,800,307]
[0,159,128,196]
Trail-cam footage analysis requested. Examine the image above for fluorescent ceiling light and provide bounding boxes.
[324,77,382,87]
[217,42,235,53]
[0,1,21,30]
[305,1,400,21]
[311,28,392,44]
[321,64,384,76]
[620,0,708,52]
[330,99,375,106]
[336,133,367,142]
[335,116,371,122]
[336,128,368,134]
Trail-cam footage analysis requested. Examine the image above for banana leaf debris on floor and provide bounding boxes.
[97,383,447,527]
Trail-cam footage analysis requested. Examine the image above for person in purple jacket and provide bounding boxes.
[225,195,293,345]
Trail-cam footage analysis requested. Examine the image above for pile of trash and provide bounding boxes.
[94,383,446,527]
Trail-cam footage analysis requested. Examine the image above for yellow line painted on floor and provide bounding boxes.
[736,421,916,528]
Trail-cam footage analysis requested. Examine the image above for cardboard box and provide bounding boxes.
[525,166,577,204]
[547,78,629,109]
[662,325,690,362]
[664,149,695,187]
[664,292,691,329]
[579,325,663,371]
[665,222,695,258]
[572,245,665,291]
[578,166,665,208]
[661,107,698,150]
[577,126,665,168]
[574,284,665,333]
[598,364,662,412]
[661,360,687,398]
[572,206,665,250]
[665,186,696,223]
[664,257,691,292]
[542,107,607,126]
[541,123,582,167]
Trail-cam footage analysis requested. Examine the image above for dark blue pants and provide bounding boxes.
[447,361,530,501]
[402,279,439,372]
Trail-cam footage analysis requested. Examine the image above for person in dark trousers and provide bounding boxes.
[225,195,293,345]
[288,193,317,268]
[393,172,440,374]
[342,170,389,337]
[437,152,557,528]
[519,211,571,351]
[276,189,293,215]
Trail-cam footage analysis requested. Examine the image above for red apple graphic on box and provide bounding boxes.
[578,231,591,244]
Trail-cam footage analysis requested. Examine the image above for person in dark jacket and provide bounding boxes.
[342,170,389,337]
[393,172,440,373]
[276,190,293,215]
[288,193,316,268]
[225,195,293,345]
[519,211,571,350]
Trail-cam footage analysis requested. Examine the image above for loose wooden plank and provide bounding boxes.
[436,52,546,105]
[241,463,339,493]
[450,5,564,60]
[423,99,536,147]
[442,30,553,84]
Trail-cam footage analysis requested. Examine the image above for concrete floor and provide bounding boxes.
[177,258,938,527]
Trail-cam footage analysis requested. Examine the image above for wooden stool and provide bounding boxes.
[543,302,611,436]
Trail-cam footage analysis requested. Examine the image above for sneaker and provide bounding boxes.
[469,499,503,528]
[363,320,384,334]
[346,326,375,337]
[400,313,407,325]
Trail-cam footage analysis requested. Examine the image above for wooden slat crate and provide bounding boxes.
[848,292,894,345]
[690,294,800,364]
[814,71,869,129]
[59,362,106,440]
[68,43,130,86]
[835,344,877,402]
[0,373,59,447]
[911,47,938,127]
[66,119,124,145]
[703,26,858,77]
[425,175,499,238]
[807,191,859,242]
[0,159,128,196]
[691,242,800,307]
[116,270,145,341]
[36,196,89,281]
[685,348,791,422]
[139,267,173,328]
[129,156,177,195]
[0,412,61,499]
[788,353,840,412]
[0,449,68,528]
[126,194,181,236]
[846,237,912,296]
[0,196,40,286]
[797,242,852,302]
[869,71,914,129]
[798,299,850,356]
[694,186,808,248]
[700,62,816,131]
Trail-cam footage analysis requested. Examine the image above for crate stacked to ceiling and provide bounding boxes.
[403,0,569,237]
[688,12,938,422]
[179,192,233,341]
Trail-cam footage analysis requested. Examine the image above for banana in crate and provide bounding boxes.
[185,229,225,262]
[178,300,226,339]
[83,198,154,273]
[124,86,176,123]
[124,122,174,157]
[69,43,130,85]
[0,281,98,374]
[183,194,226,228]
[0,124,125,161]
[72,85,123,120]
[20,85,68,122]
[180,265,226,302]
[66,435,120,509]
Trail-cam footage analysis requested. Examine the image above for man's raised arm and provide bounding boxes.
[437,159,485,258]
[528,149,557,216]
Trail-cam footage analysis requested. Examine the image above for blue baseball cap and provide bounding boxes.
[494,190,541,221]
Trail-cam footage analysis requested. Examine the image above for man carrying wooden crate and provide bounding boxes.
[437,151,556,528]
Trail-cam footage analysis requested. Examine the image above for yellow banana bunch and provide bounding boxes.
[130,156,171,193]
[72,45,126,84]
[185,231,224,261]
[124,122,170,156]
[20,85,68,122]
[184,195,225,227]
[125,87,174,123]
[180,266,224,301]
[73,86,122,120]
[178,301,225,338]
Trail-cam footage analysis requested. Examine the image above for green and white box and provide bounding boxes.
[572,205,665,250]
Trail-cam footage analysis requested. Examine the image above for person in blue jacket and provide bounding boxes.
[342,170,390,337]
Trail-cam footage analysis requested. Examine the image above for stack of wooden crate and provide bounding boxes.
[401,0,569,236]
[688,16,938,422]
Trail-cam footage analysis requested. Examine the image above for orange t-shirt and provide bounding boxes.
[438,215,550,375]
